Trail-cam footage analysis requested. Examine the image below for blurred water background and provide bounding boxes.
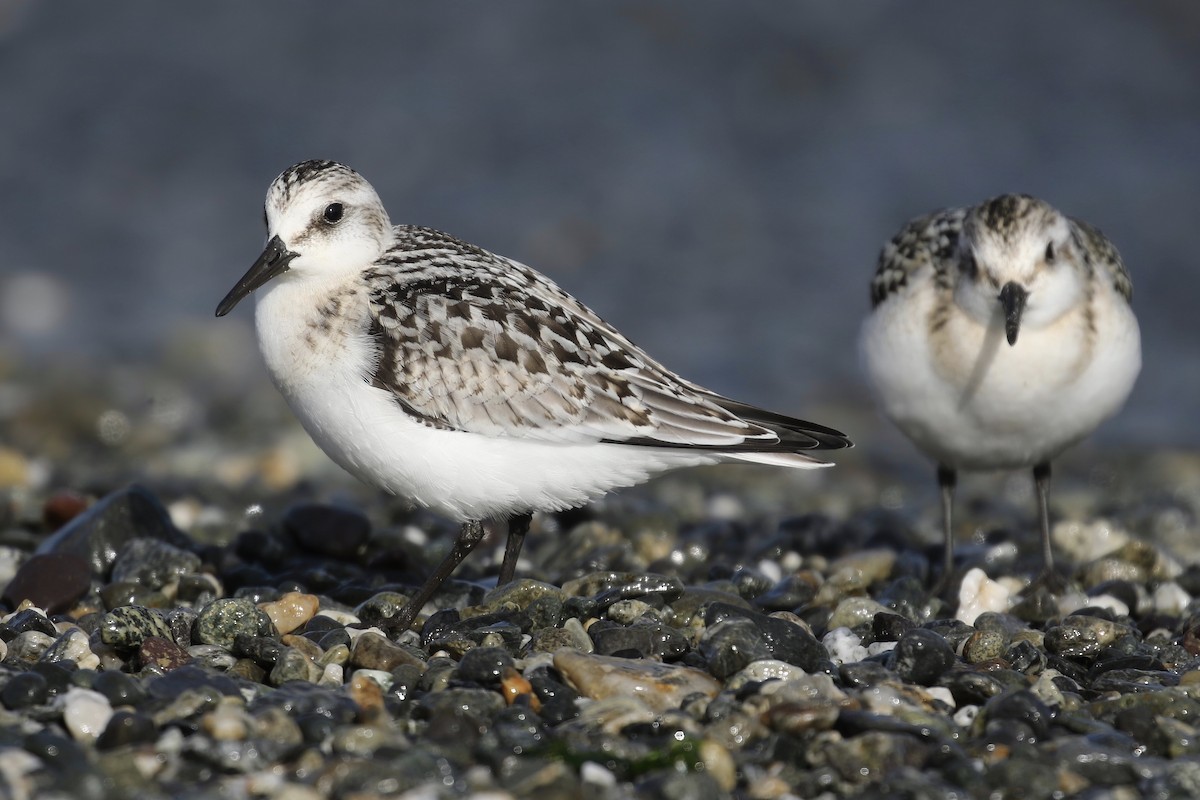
[1,1,1198,458]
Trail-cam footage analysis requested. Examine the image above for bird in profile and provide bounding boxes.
[860,194,1140,591]
[218,160,852,632]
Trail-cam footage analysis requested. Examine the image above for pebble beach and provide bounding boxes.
[2,346,1199,799]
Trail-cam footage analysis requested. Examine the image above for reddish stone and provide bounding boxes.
[2,552,91,614]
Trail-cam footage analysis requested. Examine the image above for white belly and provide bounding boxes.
[254,278,717,521]
[860,286,1140,470]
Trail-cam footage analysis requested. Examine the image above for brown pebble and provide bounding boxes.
[500,667,541,711]
[43,491,91,531]
[350,631,426,672]
[138,635,192,672]
[258,591,320,635]
[553,649,720,712]
[348,672,384,721]
[2,553,91,614]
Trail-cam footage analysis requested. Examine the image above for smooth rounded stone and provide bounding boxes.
[703,603,827,673]
[553,649,720,713]
[590,619,688,660]
[40,628,98,669]
[1,671,49,709]
[353,591,411,628]
[98,581,164,610]
[201,699,251,740]
[109,538,201,590]
[5,608,58,637]
[258,591,319,636]
[0,553,91,615]
[313,628,352,653]
[92,670,145,707]
[828,548,898,586]
[890,628,956,685]
[526,625,590,655]
[827,596,891,631]
[95,710,157,750]
[98,605,173,650]
[176,572,223,607]
[59,687,113,742]
[956,568,1013,625]
[4,630,54,664]
[350,631,426,672]
[983,689,1053,740]
[1009,586,1061,624]
[1044,615,1132,658]
[35,485,193,577]
[870,611,916,644]
[605,598,660,624]
[416,684,505,725]
[317,643,350,669]
[1154,582,1191,616]
[281,633,323,662]
[477,579,566,613]
[563,570,683,601]
[282,503,370,560]
[187,644,238,671]
[963,630,1007,664]
[454,646,514,686]
[269,647,321,685]
[700,617,774,679]
[137,635,191,672]
[669,588,752,627]
[751,573,820,612]
[195,598,275,648]
[1078,556,1149,588]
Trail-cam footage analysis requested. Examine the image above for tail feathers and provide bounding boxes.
[713,398,854,453]
[726,450,835,469]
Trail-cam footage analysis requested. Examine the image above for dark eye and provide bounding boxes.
[1044,242,1055,264]
[322,203,344,224]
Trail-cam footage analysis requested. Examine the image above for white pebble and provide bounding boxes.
[1082,594,1129,618]
[60,688,113,742]
[320,663,344,687]
[956,567,1012,625]
[1052,518,1129,562]
[953,704,979,727]
[821,627,868,665]
[926,686,955,708]
[866,641,897,657]
[581,761,618,787]
[1154,582,1191,616]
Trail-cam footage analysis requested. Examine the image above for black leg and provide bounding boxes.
[1024,461,1067,595]
[386,519,486,635]
[498,512,532,586]
[935,464,957,591]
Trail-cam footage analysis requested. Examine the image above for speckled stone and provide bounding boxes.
[194,598,275,648]
[99,606,173,650]
[110,538,201,590]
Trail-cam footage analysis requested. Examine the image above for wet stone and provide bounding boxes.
[258,591,319,635]
[2,671,49,709]
[590,619,688,660]
[350,631,426,672]
[963,630,1007,664]
[1044,615,1132,659]
[96,710,157,750]
[99,606,173,650]
[554,649,720,713]
[1,553,91,615]
[827,596,892,632]
[195,598,275,648]
[353,591,411,628]
[282,503,371,560]
[35,485,193,577]
[700,617,773,679]
[110,538,201,590]
[41,628,98,669]
[703,603,827,672]
[453,645,513,686]
[166,607,199,647]
[92,670,146,707]
[6,608,58,637]
[870,611,916,643]
[269,647,320,685]
[137,636,191,672]
[890,628,956,685]
[6,630,55,664]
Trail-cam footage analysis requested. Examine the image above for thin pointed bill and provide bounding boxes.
[215,235,298,317]
[999,281,1028,346]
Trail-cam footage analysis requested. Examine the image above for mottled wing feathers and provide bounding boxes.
[366,226,849,455]
[1070,217,1133,302]
[870,207,967,307]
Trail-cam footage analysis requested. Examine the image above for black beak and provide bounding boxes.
[215,235,298,317]
[999,282,1027,346]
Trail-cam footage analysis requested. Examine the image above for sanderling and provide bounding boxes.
[860,194,1141,590]
[217,159,851,632]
